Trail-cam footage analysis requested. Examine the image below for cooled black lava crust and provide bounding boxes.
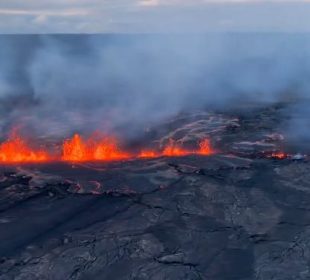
[0,105,310,280]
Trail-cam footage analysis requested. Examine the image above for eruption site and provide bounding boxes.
[0,132,214,163]
[0,133,49,163]
[2,35,310,280]
[62,134,131,162]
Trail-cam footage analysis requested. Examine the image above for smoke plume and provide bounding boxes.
[0,34,310,142]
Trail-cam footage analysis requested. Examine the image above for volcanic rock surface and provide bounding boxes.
[0,104,310,280]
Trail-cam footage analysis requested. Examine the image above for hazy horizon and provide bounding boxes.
[1,1,310,33]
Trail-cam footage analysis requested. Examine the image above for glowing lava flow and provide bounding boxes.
[93,138,130,161]
[62,135,215,162]
[0,134,49,163]
[62,134,130,162]
[270,152,287,159]
[139,139,214,159]
[138,150,160,158]
[162,139,191,157]
[0,132,215,163]
[198,139,213,155]
[62,134,89,161]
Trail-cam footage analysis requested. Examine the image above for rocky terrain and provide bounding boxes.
[0,104,310,280]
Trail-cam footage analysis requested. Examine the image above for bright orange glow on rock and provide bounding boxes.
[138,150,160,158]
[0,131,215,164]
[0,134,49,163]
[198,139,213,155]
[138,149,163,158]
[62,134,130,162]
[162,139,191,157]
[271,152,287,159]
[94,139,130,161]
[138,138,214,159]
[62,134,89,161]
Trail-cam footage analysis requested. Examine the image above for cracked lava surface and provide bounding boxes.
[1,105,310,280]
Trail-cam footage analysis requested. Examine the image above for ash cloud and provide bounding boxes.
[0,34,310,142]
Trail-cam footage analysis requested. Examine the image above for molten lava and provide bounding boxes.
[62,134,130,162]
[198,139,213,155]
[62,134,89,161]
[270,152,287,159]
[162,139,191,157]
[93,139,130,161]
[0,131,215,164]
[139,138,214,159]
[0,134,49,163]
[138,150,160,158]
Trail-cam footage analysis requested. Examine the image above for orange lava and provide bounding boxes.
[94,139,130,161]
[0,131,215,164]
[138,150,160,158]
[139,138,214,159]
[198,138,213,155]
[0,134,49,163]
[62,134,130,162]
[62,134,89,161]
[162,139,191,157]
[271,152,287,159]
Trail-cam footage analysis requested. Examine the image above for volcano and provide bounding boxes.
[0,103,309,280]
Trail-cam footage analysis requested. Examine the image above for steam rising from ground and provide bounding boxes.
[0,34,310,142]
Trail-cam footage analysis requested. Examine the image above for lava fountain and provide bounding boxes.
[62,134,131,162]
[0,131,215,163]
[0,134,49,163]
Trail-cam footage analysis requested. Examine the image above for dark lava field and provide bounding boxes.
[1,104,310,280]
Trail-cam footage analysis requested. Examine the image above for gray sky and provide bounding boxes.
[0,0,310,33]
